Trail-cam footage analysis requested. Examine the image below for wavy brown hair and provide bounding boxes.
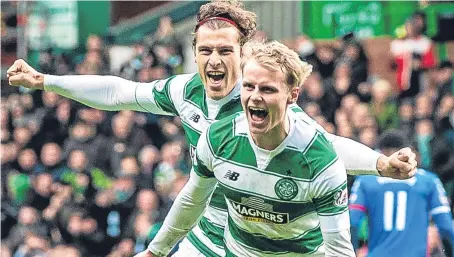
[193,0,257,47]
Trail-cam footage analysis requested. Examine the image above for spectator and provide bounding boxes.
[350,103,374,133]
[61,149,103,205]
[299,73,337,122]
[398,100,415,138]
[25,173,53,212]
[369,79,399,132]
[414,119,434,170]
[75,34,109,75]
[435,60,453,107]
[137,145,160,190]
[328,61,357,108]
[63,121,109,171]
[358,127,378,149]
[313,44,336,80]
[131,213,158,254]
[107,238,135,257]
[12,126,32,150]
[34,143,70,181]
[6,206,49,252]
[340,40,369,83]
[123,189,161,247]
[13,231,50,257]
[414,94,434,120]
[15,148,38,175]
[390,17,436,94]
[48,245,81,257]
[108,113,151,175]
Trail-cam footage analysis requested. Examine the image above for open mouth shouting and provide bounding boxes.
[248,106,269,123]
[206,71,225,85]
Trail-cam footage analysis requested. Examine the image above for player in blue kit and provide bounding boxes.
[349,129,454,257]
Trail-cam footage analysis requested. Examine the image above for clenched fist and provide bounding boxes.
[377,147,417,179]
[7,59,45,90]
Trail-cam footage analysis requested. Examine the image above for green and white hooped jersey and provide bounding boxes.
[143,73,333,256]
[193,113,349,256]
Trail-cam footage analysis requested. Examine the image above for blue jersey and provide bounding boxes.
[349,169,452,257]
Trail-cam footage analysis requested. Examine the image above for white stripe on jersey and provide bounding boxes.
[318,211,350,233]
[308,160,347,200]
[213,161,311,201]
[204,205,228,227]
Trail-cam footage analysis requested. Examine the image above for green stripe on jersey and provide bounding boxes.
[186,231,222,257]
[198,216,224,247]
[207,116,257,167]
[152,75,180,115]
[215,97,243,120]
[209,186,228,210]
[304,133,338,180]
[289,104,303,113]
[194,156,213,178]
[181,121,201,145]
[183,74,208,117]
[227,217,324,254]
[313,182,348,215]
[265,147,312,179]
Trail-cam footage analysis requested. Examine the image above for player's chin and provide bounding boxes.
[247,119,269,135]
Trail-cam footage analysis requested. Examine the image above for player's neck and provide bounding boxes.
[206,78,241,101]
[251,115,290,151]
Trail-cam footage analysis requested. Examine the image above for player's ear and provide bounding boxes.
[192,37,197,63]
[287,86,299,104]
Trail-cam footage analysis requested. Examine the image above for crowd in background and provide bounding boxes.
[1,12,453,257]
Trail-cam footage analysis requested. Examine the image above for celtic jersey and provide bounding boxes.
[193,112,350,256]
[138,73,335,256]
[43,71,370,256]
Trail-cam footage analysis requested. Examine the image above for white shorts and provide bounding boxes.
[171,238,205,257]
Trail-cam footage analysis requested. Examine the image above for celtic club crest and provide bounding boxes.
[275,178,298,200]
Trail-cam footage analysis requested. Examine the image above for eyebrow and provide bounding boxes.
[197,46,234,51]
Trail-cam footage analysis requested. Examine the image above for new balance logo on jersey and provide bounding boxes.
[224,171,240,181]
[189,113,200,123]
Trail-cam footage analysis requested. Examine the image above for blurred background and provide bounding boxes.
[1,1,453,257]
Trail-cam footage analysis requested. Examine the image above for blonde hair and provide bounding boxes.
[193,0,257,46]
[241,41,313,89]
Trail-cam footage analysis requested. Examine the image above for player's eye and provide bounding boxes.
[261,86,277,93]
[219,49,233,55]
[199,48,212,55]
[243,82,254,90]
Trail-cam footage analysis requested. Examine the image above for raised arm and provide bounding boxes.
[7,59,184,115]
[290,105,417,179]
[144,129,217,257]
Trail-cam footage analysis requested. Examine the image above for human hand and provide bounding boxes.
[7,59,45,90]
[377,147,417,179]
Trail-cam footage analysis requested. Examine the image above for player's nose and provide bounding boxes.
[208,52,221,68]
